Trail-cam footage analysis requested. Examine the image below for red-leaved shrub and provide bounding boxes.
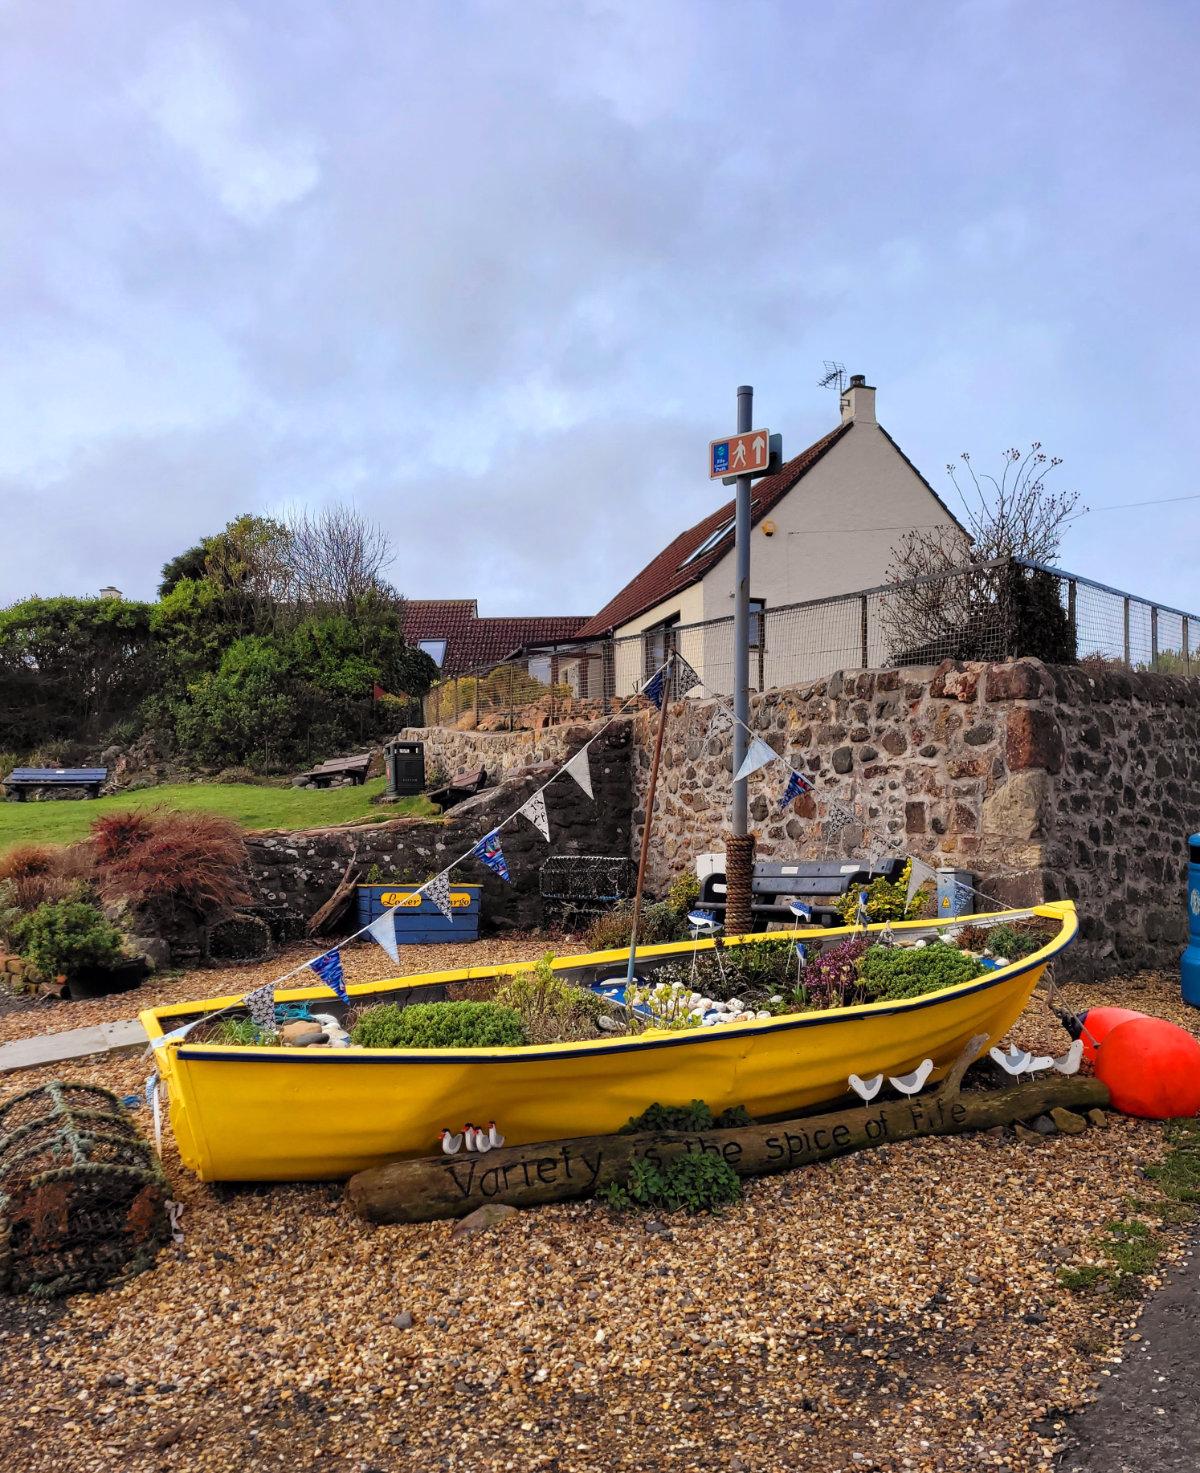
[0,843,94,917]
[93,810,250,917]
[90,810,157,863]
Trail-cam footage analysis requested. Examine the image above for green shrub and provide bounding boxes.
[719,938,795,998]
[836,861,928,925]
[598,1152,743,1214]
[494,952,602,1043]
[209,1017,265,1046]
[584,870,699,951]
[983,921,1053,961]
[350,1000,527,1050]
[621,1100,752,1133]
[857,941,985,1001]
[13,899,127,979]
[665,870,700,921]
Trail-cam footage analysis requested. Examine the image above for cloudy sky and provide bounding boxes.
[1,0,1197,616]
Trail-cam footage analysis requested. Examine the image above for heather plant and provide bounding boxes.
[801,935,871,1009]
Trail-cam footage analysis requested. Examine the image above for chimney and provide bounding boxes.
[839,373,876,425]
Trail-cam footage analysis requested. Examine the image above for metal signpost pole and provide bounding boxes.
[726,384,755,936]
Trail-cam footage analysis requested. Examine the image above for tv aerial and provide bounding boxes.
[817,361,847,394]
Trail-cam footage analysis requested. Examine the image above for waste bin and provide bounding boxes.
[385,740,425,797]
[1182,833,1200,1008]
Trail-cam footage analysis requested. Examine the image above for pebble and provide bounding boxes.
[1032,1115,1058,1136]
[1050,1107,1087,1136]
[392,1312,413,1330]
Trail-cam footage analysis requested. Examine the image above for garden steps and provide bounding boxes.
[0,1017,147,1076]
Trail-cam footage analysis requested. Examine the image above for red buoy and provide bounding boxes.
[1094,1017,1200,1119]
[1079,1006,1151,1063]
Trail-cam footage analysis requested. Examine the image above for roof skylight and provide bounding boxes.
[679,518,735,569]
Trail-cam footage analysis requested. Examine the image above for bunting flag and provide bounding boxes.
[704,705,734,744]
[734,736,781,783]
[367,911,400,963]
[905,857,937,909]
[642,668,666,709]
[472,830,511,881]
[564,747,593,800]
[825,802,857,839]
[244,981,278,1036]
[779,768,812,809]
[310,948,349,1004]
[424,868,455,921]
[673,654,703,699]
[518,789,551,841]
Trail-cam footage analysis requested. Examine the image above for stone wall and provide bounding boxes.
[399,724,582,783]
[246,722,632,936]
[634,659,1200,974]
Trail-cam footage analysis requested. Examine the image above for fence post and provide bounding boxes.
[859,595,869,669]
[1123,596,1131,667]
[508,666,515,732]
[1067,578,1077,635]
[474,674,481,727]
[1151,605,1159,670]
[1184,617,1191,674]
[453,677,460,722]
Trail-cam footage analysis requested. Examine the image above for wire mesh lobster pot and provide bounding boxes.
[0,1081,171,1297]
[539,855,633,928]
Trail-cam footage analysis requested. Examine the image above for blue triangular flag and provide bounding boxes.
[310,948,349,1004]
[779,769,812,809]
[643,668,666,709]
[472,830,511,882]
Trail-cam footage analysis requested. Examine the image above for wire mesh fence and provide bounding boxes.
[419,560,1198,729]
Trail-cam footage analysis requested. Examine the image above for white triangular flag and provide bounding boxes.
[518,789,550,841]
[424,869,455,922]
[734,736,781,783]
[565,747,593,800]
[367,911,400,962]
[905,857,937,909]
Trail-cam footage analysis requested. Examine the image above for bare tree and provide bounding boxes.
[882,445,1084,664]
[281,506,397,614]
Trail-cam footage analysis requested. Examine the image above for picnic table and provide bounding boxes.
[2,767,107,801]
[293,754,373,789]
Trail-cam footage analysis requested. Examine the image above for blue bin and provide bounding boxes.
[936,868,975,918]
[355,883,481,943]
[1182,834,1200,1008]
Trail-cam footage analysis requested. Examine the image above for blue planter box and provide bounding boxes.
[355,883,481,943]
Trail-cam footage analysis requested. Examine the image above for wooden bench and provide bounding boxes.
[3,767,107,802]
[293,754,373,789]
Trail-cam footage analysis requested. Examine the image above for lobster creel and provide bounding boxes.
[0,1081,171,1297]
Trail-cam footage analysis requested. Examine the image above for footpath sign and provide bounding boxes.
[710,428,770,480]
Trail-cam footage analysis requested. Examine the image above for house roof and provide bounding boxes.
[574,422,852,639]
[403,600,588,676]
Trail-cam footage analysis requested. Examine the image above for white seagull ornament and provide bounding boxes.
[889,1060,934,1095]
[848,1073,884,1103]
[990,1045,1033,1076]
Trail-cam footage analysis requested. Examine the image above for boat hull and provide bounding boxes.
[143,902,1077,1181]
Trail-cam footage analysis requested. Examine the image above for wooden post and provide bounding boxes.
[625,676,671,984]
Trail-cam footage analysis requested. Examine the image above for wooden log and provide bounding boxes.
[347,1061,1110,1225]
[306,850,359,937]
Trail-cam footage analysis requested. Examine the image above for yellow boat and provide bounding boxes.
[141,901,1077,1181]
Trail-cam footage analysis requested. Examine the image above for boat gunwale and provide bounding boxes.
[146,903,1076,1068]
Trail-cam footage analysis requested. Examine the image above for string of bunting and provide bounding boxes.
[149,657,681,1052]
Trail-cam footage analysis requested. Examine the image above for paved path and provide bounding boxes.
[0,1018,147,1075]
[1058,1225,1199,1471]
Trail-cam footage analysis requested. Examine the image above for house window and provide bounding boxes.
[418,639,447,668]
[679,519,734,569]
[643,613,680,679]
[749,599,765,650]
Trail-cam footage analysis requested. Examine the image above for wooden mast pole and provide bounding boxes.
[624,661,672,985]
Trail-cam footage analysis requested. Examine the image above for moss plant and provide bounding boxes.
[350,1000,527,1050]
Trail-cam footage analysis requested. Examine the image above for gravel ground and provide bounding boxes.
[0,954,1196,1473]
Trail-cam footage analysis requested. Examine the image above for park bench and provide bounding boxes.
[292,754,373,789]
[696,854,906,928]
[2,767,107,802]
[427,765,489,810]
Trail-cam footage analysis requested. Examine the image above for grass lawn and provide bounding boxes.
[0,777,438,852]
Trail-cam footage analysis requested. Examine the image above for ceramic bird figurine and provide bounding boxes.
[461,1123,478,1151]
[990,1044,1033,1076]
[1027,1054,1056,1074]
[1051,1038,1084,1075]
[889,1060,934,1095]
[440,1128,463,1156]
[487,1121,504,1149]
[848,1072,884,1103]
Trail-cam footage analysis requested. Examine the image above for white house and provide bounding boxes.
[566,376,967,696]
